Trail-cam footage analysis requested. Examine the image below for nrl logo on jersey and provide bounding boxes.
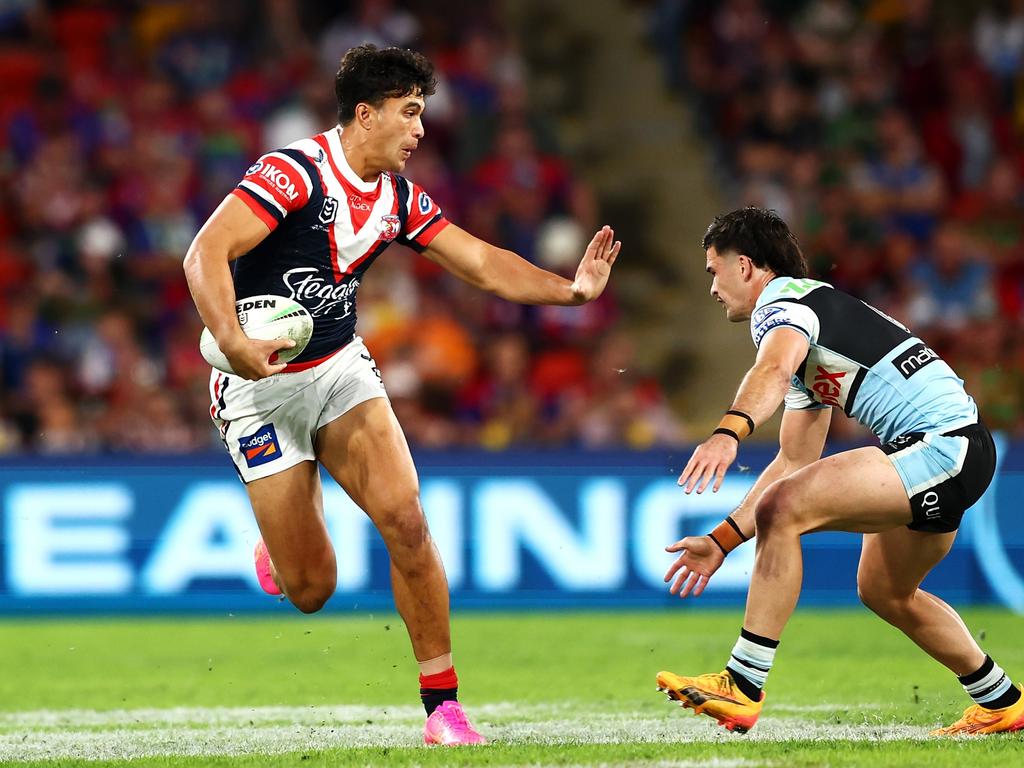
[319,196,338,224]
[378,214,401,241]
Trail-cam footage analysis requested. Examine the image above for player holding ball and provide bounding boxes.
[184,44,620,746]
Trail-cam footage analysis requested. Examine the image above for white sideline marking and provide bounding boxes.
[0,702,936,761]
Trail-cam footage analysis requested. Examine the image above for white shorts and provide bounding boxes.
[209,337,387,483]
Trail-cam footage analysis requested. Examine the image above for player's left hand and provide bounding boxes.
[664,535,725,598]
[677,433,738,494]
[570,225,621,303]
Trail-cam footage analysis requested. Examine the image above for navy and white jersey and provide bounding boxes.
[229,126,448,369]
[750,277,978,444]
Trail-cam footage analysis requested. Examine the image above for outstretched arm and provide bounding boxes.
[421,223,621,305]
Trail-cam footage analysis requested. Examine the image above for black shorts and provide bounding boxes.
[880,422,996,534]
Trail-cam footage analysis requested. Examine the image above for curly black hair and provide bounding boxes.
[702,207,809,278]
[335,44,437,125]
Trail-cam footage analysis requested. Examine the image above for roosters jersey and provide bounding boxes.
[229,126,449,369]
[749,277,978,444]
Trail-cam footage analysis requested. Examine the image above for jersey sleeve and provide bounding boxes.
[750,301,820,348]
[230,151,314,231]
[396,178,450,251]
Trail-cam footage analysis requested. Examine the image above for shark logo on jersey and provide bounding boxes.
[752,305,785,326]
[752,305,791,345]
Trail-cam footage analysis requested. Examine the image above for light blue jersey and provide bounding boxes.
[749,277,978,445]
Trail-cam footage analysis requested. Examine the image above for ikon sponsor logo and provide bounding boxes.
[238,424,281,468]
[250,161,300,202]
[893,342,939,379]
[418,191,432,214]
[812,365,846,406]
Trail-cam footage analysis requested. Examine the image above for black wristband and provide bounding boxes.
[707,532,728,556]
[725,515,750,542]
[726,409,755,435]
[713,427,739,441]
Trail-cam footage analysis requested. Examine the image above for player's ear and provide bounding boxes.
[355,102,375,131]
[738,254,752,280]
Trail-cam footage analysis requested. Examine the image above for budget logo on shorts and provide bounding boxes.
[239,424,281,468]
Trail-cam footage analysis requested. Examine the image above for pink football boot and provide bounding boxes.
[423,701,487,746]
[253,538,282,596]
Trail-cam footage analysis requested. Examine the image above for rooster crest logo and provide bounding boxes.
[378,214,401,241]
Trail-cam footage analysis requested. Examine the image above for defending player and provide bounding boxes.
[184,45,620,746]
[656,207,1022,736]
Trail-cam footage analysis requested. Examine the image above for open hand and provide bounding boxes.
[677,433,738,494]
[664,535,725,598]
[570,225,621,303]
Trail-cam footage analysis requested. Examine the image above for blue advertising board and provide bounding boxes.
[0,440,1021,614]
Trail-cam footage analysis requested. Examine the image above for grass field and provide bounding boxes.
[3,608,1022,766]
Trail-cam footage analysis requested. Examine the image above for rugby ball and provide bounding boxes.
[199,295,314,374]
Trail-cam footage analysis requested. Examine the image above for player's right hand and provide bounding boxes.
[664,535,725,598]
[677,433,738,494]
[221,336,295,380]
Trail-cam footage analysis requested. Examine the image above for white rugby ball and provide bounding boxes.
[199,295,314,374]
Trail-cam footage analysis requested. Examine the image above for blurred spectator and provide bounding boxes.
[0,1,680,454]
[906,222,995,332]
[658,0,1024,438]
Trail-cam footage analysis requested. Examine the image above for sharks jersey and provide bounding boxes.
[229,126,448,370]
[750,277,978,444]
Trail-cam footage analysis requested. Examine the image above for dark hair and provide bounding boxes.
[701,207,808,278]
[335,44,437,125]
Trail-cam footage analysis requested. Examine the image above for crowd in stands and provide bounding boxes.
[653,0,1024,438]
[0,0,683,454]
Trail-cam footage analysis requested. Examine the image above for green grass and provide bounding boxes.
[3,608,1022,766]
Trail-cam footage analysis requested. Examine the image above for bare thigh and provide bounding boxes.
[763,447,913,534]
[245,459,337,582]
[315,397,422,537]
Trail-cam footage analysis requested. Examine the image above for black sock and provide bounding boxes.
[726,667,763,702]
[959,655,1021,710]
[420,687,457,716]
[724,627,779,701]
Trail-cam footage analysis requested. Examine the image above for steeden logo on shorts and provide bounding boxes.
[239,424,281,468]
